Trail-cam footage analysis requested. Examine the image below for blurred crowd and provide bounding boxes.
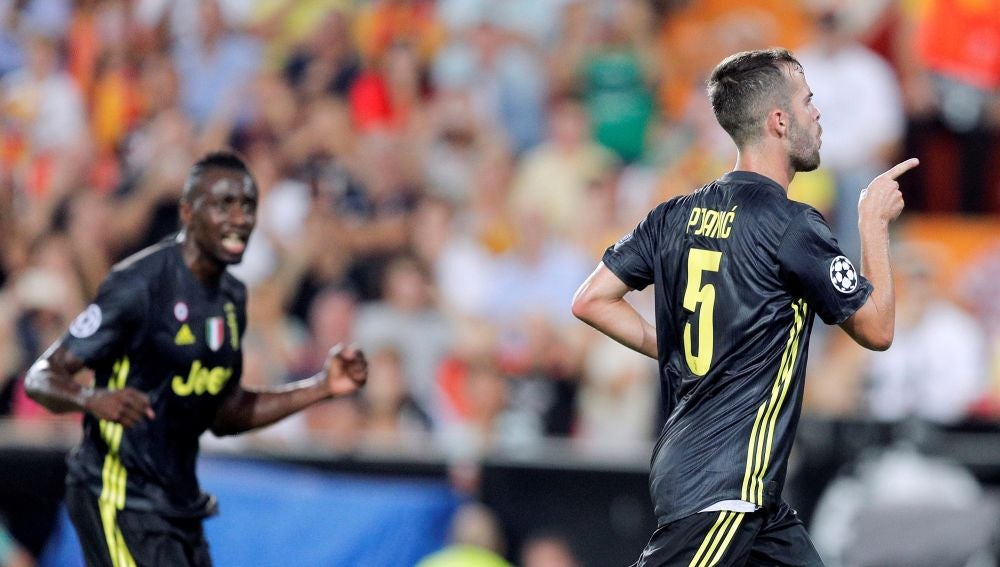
[1,0,999,460]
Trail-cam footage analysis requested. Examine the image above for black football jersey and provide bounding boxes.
[603,171,871,525]
[62,236,246,518]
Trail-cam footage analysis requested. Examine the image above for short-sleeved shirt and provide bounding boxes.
[63,236,247,518]
[603,171,871,526]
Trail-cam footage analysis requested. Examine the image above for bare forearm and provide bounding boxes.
[858,218,895,336]
[212,374,331,436]
[24,360,91,414]
[25,347,153,426]
[572,263,659,359]
[575,297,658,359]
[844,157,915,350]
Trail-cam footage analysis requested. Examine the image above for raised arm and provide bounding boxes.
[211,344,368,436]
[26,344,154,427]
[840,158,919,351]
[572,262,658,359]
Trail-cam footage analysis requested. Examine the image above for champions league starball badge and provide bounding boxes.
[829,255,858,294]
[69,304,102,338]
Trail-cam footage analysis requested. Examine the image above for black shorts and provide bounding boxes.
[633,501,824,567]
[65,482,212,567]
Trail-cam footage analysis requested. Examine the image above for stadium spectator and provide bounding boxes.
[279,7,360,99]
[302,287,359,379]
[1,34,88,204]
[350,40,426,134]
[8,266,78,424]
[107,107,196,255]
[865,244,988,423]
[959,243,1000,415]
[416,89,499,205]
[135,0,255,45]
[416,501,512,567]
[335,128,423,297]
[256,3,355,78]
[299,394,367,451]
[361,346,431,446]
[654,0,810,122]
[432,6,547,153]
[896,0,1000,213]
[16,0,71,40]
[353,0,444,67]
[509,96,618,238]
[796,3,905,261]
[806,240,991,423]
[575,333,657,449]
[485,211,590,436]
[550,0,659,163]
[241,277,310,388]
[170,0,261,126]
[354,253,452,426]
[520,533,580,567]
[409,196,497,320]
[0,2,25,77]
[437,352,540,452]
[487,210,590,329]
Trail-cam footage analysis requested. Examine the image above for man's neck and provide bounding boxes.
[181,241,224,287]
[732,146,794,191]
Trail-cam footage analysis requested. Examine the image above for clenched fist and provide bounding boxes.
[322,344,369,398]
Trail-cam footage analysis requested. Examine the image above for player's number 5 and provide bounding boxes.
[683,248,722,376]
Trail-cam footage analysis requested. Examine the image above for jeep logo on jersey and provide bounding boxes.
[172,360,233,396]
[829,256,858,293]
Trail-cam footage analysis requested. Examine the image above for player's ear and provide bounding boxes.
[179,199,193,226]
[767,109,787,138]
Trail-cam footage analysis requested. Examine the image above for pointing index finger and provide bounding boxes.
[880,157,920,181]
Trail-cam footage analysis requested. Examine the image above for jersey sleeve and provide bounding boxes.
[777,208,872,325]
[601,203,664,291]
[61,269,150,366]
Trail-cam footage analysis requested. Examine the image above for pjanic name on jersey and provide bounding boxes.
[686,206,738,239]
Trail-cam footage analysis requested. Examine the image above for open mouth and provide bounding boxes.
[221,233,246,256]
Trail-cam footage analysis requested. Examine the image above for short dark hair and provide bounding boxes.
[707,48,801,148]
[181,151,253,203]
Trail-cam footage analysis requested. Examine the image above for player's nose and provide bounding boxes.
[228,205,254,228]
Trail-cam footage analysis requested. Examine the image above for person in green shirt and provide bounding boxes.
[416,502,512,567]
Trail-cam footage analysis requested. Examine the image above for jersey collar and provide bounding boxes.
[720,171,786,195]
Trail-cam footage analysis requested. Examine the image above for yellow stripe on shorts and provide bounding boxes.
[689,510,746,567]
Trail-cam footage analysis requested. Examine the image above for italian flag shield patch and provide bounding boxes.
[206,317,224,351]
